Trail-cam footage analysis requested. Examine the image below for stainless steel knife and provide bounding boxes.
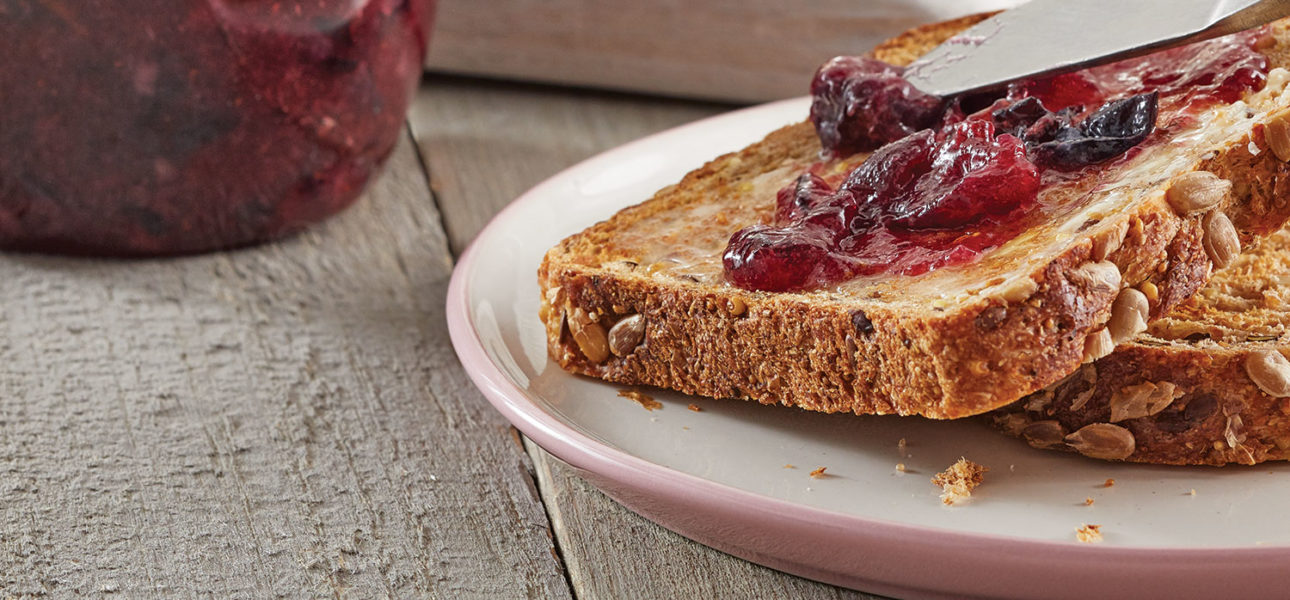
[905,0,1290,98]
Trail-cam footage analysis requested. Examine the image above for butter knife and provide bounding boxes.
[906,0,1290,97]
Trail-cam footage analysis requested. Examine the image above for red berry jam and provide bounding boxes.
[0,0,434,255]
[726,30,1270,292]
[1010,30,1270,113]
[809,57,945,155]
[726,120,1038,291]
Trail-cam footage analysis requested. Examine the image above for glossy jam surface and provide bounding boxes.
[809,56,944,155]
[0,0,434,255]
[726,31,1269,292]
[1009,30,1269,113]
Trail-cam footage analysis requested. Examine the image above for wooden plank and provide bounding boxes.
[411,77,876,597]
[408,76,728,255]
[0,131,571,599]
[528,442,884,600]
[426,0,1022,102]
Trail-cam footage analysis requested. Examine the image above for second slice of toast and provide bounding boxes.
[540,17,1290,419]
[993,224,1290,466]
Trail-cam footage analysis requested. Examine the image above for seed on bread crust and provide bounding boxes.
[999,276,1039,303]
[608,314,646,357]
[540,286,565,323]
[1083,329,1115,364]
[1138,281,1159,303]
[1067,365,1098,411]
[1023,388,1053,413]
[1109,381,1183,422]
[1202,211,1240,269]
[1072,260,1122,293]
[1166,172,1231,215]
[727,297,747,316]
[568,307,610,363]
[1245,348,1290,397]
[1064,423,1136,460]
[1108,288,1150,344]
[1225,413,1246,450]
[1091,220,1129,262]
[1264,111,1290,161]
[992,413,1028,436]
[1021,420,1066,448]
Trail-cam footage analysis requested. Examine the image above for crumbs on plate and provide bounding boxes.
[1076,524,1103,543]
[932,458,987,505]
[809,466,828,478]
[687,403,702,412]
[618,389,662,411]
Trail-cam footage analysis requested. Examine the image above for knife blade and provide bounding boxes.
[905,0,1290,98]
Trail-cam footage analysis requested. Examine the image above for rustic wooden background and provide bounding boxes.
[426,0,1022,102]
[0,75,885,598]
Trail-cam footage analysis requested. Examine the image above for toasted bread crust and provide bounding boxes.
[994,224,1290,466]
[994,344,1290,465]
[539,17,1290,420]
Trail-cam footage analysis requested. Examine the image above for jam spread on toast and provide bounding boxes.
[724,30,1270,292]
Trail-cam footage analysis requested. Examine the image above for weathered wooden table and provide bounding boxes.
[0,77,883,599]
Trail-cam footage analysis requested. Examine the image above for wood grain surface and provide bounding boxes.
[427,0,1021,102]
[408,76,727,255]
[0,131,567,598]
[0,77,885,599]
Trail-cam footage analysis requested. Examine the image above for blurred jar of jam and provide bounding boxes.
[0,0,435,255]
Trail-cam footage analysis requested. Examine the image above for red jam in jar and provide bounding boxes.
[0,0,434,255]
[724,30,1270,292]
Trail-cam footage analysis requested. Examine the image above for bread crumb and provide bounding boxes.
[809,466,828,478]
[687,403,702,412]
[1076,524,1103,543]
[1103,478,1116,488]
[895,463,907,472]
[897,437,908,456]
[1188,488,1196,496]
[1084,497,1094,506]
[931,458,987,505]
[618,389,662,411]
[783,464,796,469]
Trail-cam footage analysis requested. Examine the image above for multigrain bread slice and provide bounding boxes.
[539,16,1290,419]
[992,225,1290,466]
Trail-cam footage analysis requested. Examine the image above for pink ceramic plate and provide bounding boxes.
[446,98,1290,599]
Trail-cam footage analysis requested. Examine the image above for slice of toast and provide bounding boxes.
[992,225,1290,466]
[539,16,1290,419]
